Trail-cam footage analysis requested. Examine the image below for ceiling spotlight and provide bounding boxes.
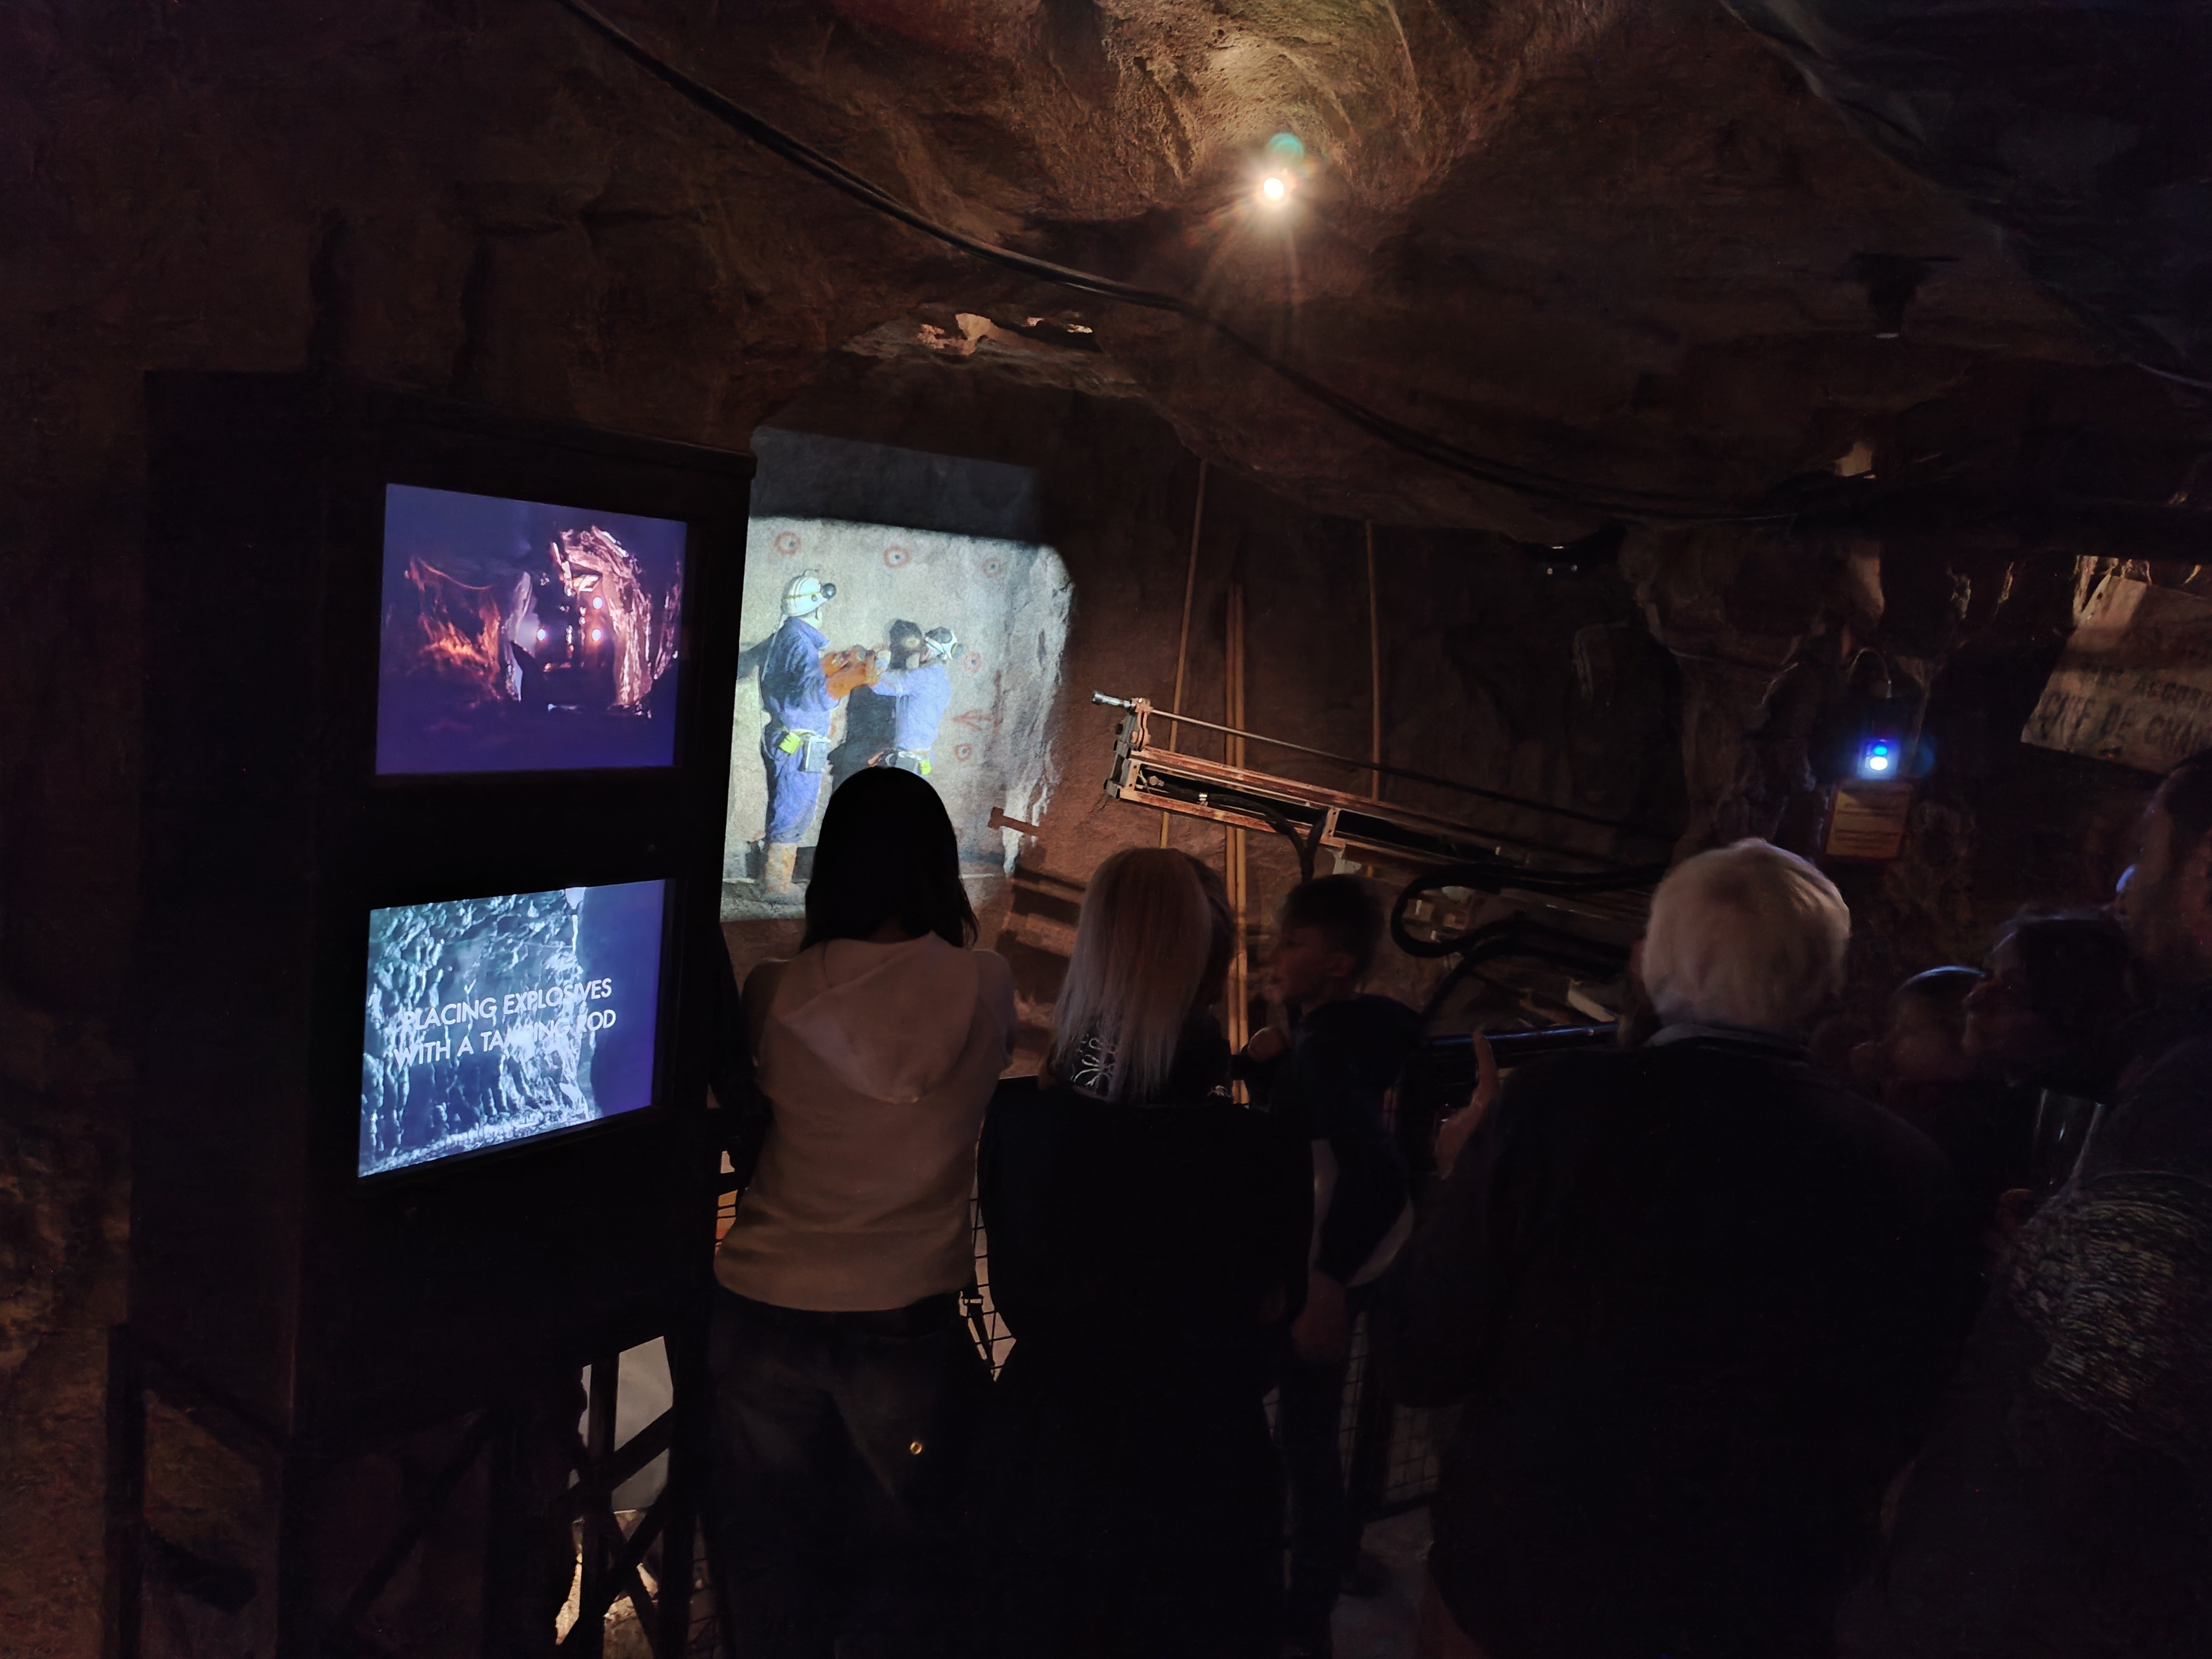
[1258,174,1290,206]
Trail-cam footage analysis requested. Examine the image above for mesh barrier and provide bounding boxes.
[967,1198,1016,1376]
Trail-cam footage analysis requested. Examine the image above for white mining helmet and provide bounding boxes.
[924,626,958,660]
[782,573,837,618]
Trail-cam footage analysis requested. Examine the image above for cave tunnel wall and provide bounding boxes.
[0,1,2200,1646]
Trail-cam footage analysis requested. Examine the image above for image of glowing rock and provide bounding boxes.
[375,483,687,775]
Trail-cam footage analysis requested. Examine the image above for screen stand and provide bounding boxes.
[102,1306,718,1659]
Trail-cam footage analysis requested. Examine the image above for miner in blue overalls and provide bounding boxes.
[758,572,839,895]
[869,625,957,776]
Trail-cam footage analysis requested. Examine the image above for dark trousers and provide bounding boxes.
[983,1538,1283,1659]
[1276,1287,1376,1644]
[709,1286,988,1659]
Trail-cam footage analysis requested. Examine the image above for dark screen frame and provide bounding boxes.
[351,870,681,1189]
[317,406,750,1201]
[138,372,753,1446]
[370,479,695,782]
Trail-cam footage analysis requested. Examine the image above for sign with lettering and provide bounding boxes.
[2022,576,2212,773]
[1823,781,1915,862]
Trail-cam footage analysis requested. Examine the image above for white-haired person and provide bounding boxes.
[1376,839,1972,1659]
[971,847,1311,1659]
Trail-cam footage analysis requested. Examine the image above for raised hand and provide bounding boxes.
[1434,1030,1498,1179]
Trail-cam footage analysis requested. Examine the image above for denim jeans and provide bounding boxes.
[1275,1285,1376,1645]
[709,1286,989,1659]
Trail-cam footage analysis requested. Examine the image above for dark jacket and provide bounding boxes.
[1866,993,2212,1659]
[1376,1027,1971,1659]
[1884,1076,2036,1230]
[1248,993,1420,1285]
[972,1066,1311,1657]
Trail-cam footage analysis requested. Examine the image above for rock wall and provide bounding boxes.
[1,1,2200,1647]
[4,0,2196,1117]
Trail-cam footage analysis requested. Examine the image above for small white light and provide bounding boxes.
[592,597,603,611]
[1866,753,1891,773]
[591,628,604,643]
[536,628,548,643]
[1260,175,1288,204]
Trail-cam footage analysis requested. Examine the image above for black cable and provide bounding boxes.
[551,0,1843,523]
[1389,857,1668,960]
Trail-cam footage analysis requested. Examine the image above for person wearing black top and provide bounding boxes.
[1859,750,2212,1658]
[972,848,1311,1659]
[1960,907,2142,1199]
[1378,840,1971,1659]
[1854,966,2033,1235]
[1240,876,1420,1656]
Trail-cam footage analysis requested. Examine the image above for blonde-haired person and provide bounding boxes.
[972,847,1311,1659]
[1381,838,1973,1659]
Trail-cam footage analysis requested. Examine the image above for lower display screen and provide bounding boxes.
[359,880,666,1177]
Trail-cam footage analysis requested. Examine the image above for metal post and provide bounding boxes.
[1225,578,1250,1056]
[1160,459,1208,847]
[577,1353,619,1659]
[1366,522,1384,804]
[656,1308,709,1659]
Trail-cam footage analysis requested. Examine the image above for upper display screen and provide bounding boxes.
[375,484,687,775]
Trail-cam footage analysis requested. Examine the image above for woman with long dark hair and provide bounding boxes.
[972,847,1311,1658]
[710,766,1013,1659]
[1964,907,2145,1192]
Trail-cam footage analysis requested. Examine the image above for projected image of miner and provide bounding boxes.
[833,620,958,788]
[875,624,958,773]
[755,573,843,896]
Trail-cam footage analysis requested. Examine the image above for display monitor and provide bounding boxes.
[358,879,667,1177]
[376,483,688,775]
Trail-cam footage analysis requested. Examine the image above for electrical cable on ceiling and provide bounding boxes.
[551,0,1845,523]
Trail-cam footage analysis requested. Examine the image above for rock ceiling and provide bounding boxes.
[7,0,2209,549]
[618,0,2208,542]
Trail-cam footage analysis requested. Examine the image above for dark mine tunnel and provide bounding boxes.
[7,2,2212,1656]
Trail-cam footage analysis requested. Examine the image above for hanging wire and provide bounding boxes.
[550,0,1864,525]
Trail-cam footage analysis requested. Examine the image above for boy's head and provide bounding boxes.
[1883,966,1980,1087]
[1267,875,1383,1009]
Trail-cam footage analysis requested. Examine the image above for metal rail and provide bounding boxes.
[1092,692,1674,839]
[1096,694,1674,886]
